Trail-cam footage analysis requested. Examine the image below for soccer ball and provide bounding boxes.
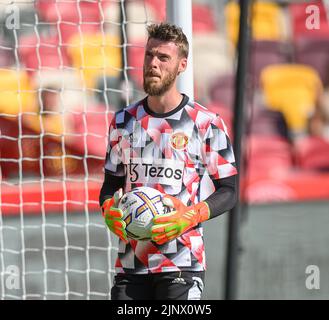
[118,187,169,241]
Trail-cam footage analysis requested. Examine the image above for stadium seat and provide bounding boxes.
[249,108,290,139]
[36,0,102,44]
[0,115,41,179]
[14,69,87,137]
[226,1,285,45]
[225,1,240,44]
[289,1,329,39]
[260,64,323,133]
[294,136,329,171]
[208,74,235,109]
[0,70,36,115]
[67,33,122,88]
[192,3,217,33]
[20,100,66,137]
[249,40,290,87]
[246,135,293,177]
[294,37,329,87]
[35,0,53,15]
[18,35,70,73]
[251,2,285,40]
[71,106,114,156]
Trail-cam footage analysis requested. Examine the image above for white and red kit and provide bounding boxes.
[103,94,237,274]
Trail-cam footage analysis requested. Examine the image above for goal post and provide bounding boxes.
[166,0,194,100]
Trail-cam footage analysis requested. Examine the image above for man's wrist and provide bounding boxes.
[194,201,210,223]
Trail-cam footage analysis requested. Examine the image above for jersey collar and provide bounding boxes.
[142,94,189,118]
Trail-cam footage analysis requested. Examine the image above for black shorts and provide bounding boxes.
[111,271,205,300]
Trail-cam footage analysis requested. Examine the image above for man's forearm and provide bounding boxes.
[204,175,238,219]
[99,170,125,207]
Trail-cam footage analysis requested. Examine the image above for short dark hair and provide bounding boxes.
[146,23,189,58]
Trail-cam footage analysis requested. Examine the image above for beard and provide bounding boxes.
[143,65,179,96]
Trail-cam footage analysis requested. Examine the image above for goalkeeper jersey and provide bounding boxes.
[104,94,237,274]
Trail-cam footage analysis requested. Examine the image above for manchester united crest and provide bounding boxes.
[170,132,189,150]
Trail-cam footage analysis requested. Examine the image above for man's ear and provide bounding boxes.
[178,57,187,74]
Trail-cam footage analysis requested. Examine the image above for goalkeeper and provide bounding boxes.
[99,22,237,300]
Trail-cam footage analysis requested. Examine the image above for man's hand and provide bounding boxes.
[151,195,210,245]
[102,188,128,244]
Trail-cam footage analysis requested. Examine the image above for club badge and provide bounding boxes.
[170,132,189,150]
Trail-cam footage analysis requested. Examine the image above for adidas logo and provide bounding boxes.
[171,277,187,285]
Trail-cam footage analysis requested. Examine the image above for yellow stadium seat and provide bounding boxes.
[0,70,36,115]
[260,64,323,132]
[252,2,283,40]
[225,1,284,45]
[21,113,64,137]
[67,34,122,88]
[225,1,240,45]
[0,70,72,138]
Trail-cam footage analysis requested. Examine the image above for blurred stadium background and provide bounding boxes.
[0,0,329,299]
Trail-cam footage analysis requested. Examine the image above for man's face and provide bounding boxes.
[143,38,187,96]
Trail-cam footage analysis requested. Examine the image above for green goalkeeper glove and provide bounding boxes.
[102,188,128,244]
[151,195,210,245]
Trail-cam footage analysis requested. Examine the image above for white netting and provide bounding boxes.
[0,0,227,299]
[0,0,164,300]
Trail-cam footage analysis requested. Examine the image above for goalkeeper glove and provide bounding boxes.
[151,195,210,245]
[102,188,128,244]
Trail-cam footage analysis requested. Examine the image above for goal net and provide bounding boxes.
[0,0,165,299]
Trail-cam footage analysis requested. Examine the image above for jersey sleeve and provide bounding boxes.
[104,114,125,177]
[200,114,238,180]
